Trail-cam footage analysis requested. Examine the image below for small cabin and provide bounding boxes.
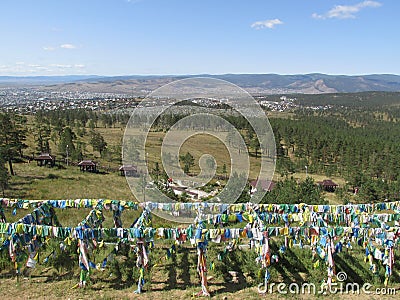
[78,160,98,172]
[318,179,338,192]
[34,153,56,167]
[119,165,138,177]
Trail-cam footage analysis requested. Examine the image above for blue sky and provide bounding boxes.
[0,0,398,76]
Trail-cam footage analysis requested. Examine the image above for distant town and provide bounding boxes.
[0,86,333,113]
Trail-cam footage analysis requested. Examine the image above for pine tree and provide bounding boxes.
[90,131,107,157]
[180,152,194,174]
[0,113,27,175]
[0,157,9,196]
[34,116,51,154]
[58,127,76,159]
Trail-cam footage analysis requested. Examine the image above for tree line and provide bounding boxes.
[2,96,400,203]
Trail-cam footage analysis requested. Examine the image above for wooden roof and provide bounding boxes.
[318,179,338,187]
[78,160,97,166]
[34,153,55,160]
[119,165,137,171]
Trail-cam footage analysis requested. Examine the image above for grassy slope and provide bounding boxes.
[1,162,398,299]
[9,116,347,205]
[0,237,398,299]
[0,117,378,298]
[8,162,135,201]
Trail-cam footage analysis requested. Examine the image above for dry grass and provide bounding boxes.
[7,162,135,201]
[0,266,397,300]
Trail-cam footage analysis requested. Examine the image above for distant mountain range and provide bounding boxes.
[2,73,400,94]
[0,75,101,84]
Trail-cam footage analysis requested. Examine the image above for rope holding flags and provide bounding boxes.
[256,234,272,294]
[0,198,399,295]
[3,201,61,279]
[78,239,90,288]
[2,198,400,217]
[326,235,335,289]
[134,240,148,294]
[131,208,152,294]
[75,201,105,289]
[112,202,123,229]
[383,240,394,287]
[194,205,210,297]
[363,229,396,287]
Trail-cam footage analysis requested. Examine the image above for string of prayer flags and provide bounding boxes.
[2,198,399,215]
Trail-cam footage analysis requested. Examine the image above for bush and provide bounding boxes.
[47,173,59,179]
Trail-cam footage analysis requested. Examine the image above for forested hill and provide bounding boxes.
[263,92,400,108]
[2,73,400,94]
[213,73,400,93]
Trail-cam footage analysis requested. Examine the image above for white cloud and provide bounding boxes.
[35,66,50,71]
[251,18,283,29]
[50,64,73,68]
[312,1,381,20]
[60,43,77,49]
[0,62,86,75]
[43,44,79,51]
